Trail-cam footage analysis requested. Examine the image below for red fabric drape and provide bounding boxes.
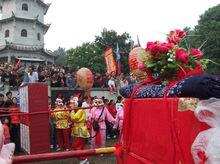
[119,98,209,164]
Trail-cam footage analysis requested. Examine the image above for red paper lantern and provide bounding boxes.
[129,47,147,80]
[76,68,94,90]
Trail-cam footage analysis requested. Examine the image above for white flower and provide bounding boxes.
[168,58,173,62]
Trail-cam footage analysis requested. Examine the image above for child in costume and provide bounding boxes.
[0,121,15,164]
[1,118,10,144]
[70,97,90,164]
[53,98,70,151]
[89,98,116,148]
[113,102,124,134]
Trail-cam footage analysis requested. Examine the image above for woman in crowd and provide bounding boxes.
[106,99,117,139]
[89,98,116,148]
[9,97,20,154]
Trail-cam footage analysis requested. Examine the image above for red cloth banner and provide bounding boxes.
[104,48,116,74]
[121,98,209,164]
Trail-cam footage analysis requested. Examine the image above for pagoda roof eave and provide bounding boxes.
[0,16,50,31]
[0,42,54,57]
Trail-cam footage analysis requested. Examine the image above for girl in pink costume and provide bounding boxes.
[0,121,15,164]
[89,99,116,148]
[113,103,124,133]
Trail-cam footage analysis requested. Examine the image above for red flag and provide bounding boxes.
[104,48,116,74]
[13,59,21,71]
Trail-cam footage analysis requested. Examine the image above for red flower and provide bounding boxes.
[175,29,186,38]
[169,30,175,37]
[175,49,190,63]
[167,36,180,45]
[145,41,160,56]
[159,42,174,53]
[138,61,145,70]
[190,48,203,59]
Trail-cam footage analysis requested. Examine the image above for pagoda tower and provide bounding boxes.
[0,0,54,64]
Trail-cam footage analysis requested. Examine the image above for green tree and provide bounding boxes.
[66,42,105,73]
[188,4,220,73]
[95,28,133,74]
[54,47,67,66]
[66,29,133,74]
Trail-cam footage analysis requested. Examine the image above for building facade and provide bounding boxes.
[0,0,54,64]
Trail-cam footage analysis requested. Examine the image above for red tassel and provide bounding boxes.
[197,151,208,164]
[95,130,101,147]
[114,142,123,164]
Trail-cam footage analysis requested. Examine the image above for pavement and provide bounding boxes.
[25,138,117,164]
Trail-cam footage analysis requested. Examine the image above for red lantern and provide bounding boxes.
[76,68,94,90]
[129,47,147,80]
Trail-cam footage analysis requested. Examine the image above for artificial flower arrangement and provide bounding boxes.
[139,29,208,81]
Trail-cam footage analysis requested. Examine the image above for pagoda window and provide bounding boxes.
[21,29,27,37]
[5,29,9,38]
[22,3,28,11]
[37,33,40,41]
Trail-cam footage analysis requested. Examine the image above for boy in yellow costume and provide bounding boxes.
[70,97,90,164]
[53,98,70,151]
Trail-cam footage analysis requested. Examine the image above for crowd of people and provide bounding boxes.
[0,62,139,90]
[0,91,124,164]
[0,61,134,164]
[49,94,124,164]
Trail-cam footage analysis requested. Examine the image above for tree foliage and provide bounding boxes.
[94,28,132,74]
[187,4,220,73]
[54,47,67,66]
[66,42,105,73]
[66,29,133,74]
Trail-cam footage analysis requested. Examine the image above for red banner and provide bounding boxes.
[104,48,116,74]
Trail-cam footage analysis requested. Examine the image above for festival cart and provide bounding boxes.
[116,29,219,164]
[119,98,209,164]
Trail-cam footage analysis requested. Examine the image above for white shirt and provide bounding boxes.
[108,79,115,87]
[82,101,90,121]
[28,72,39,83]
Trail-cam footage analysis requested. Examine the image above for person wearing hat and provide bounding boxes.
[69,97,90,164]
[89,98,116,149]
[53,98,70,151]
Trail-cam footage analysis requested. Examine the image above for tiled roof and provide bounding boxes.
[0,42,54,56]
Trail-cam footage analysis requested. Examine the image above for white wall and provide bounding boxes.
[13,21,44,46]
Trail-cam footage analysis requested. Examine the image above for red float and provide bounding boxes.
[120,98,209,164]
[19,83,50,154]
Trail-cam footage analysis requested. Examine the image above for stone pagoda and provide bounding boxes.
[0,0,54,64]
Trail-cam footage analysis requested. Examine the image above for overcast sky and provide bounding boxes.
[44,0,219,51]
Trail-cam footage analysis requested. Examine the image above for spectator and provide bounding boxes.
[28,66,39,83]
[120,77,128,88]
[129,73,137,84]
[107,99,117,118]
[66,71,76,88]
[0,93,4,107]
[104,99,116,139]
[57,72,66,87]
[9,97,20,154]
[108,76,116,94]
[0,69,4,87]
[4,91,13,108]
[10,97,17,107]
[115,96,123,112]
[50,72,59,87]
[38,70,47,82]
